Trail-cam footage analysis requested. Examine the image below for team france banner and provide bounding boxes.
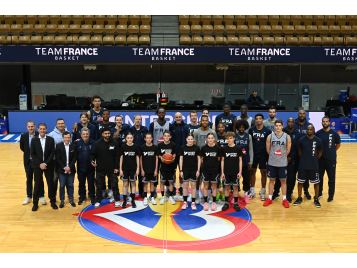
[0,46,356,63]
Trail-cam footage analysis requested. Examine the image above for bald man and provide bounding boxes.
[172,112,186,196]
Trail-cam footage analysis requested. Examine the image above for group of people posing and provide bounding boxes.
[20,95,341,212]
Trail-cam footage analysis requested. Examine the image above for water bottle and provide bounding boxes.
[279,100,282,106]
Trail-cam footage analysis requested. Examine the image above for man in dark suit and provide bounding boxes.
[30,123,58,211]
[56,131,78,208]
[20,120,46,205]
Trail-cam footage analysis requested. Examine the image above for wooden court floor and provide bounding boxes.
[0,143,356,253]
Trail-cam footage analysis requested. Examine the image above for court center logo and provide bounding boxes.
[75,197,260,250]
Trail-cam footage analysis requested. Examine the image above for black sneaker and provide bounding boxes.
[222,202,229,211]
[121,201,127,208]
[318,195,323,199]
[327,197,334,202]
[69,200,76,207]
[234,202,240,211]
[131,201,137,208]
[78,199,85,205]
[314,198,321,208]
[272,194,279,201]
[32,204,38,211]
[51,203,58,210]
[179,187,183,196]
[304,192,312,200]
[90,198,95,205]
[59,201,65,208]
[293,197,303,206]
[287,196,292,203]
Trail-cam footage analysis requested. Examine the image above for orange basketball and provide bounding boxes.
[162,153,173,164]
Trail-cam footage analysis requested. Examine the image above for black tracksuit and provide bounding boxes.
[90,137,120,203]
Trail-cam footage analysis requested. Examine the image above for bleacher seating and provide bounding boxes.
[1,15,357,46]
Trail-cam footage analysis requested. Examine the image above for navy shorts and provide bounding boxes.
[201,170,220,184]
[160,170,175,183]
[142,173,157,183]
[121,170,137,182]
[267,166,287,180]
[252,154,268,170]
[297,168,320,184]
[224,175,239,186]
[182,169,198,182]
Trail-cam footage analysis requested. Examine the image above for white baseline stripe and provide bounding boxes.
[2,134,14,140]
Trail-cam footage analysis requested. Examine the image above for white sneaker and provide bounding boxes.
[261,193,266,201]
[151,197,157,205]
[108,189,113,198]
[248,192,256,199]
[109,196,115,203]
[160,196,165,205]
[22,197,31,205]
[94,202,100,208]
[115,201,121,208]
[168,196,176,205]
[187,194,192,202]
[40,197,47,205]
[143,197,148,206]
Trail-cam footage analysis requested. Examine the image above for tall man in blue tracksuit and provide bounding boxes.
[74,127,96,205]
[129,115,149,197]
[172,112,186,195]
[294,110,314,199]
[273,118,301,203]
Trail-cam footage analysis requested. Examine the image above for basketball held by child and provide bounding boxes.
[162,153,173,164]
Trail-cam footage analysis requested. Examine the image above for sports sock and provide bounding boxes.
[250,187,255,193]
[213,196,216,202]
[234,197,238,203]
[262,188,266,194]
[183,196,188,202]
[123,195,127,202]
[130,193,135,200]
[225,196,229,202]
[192,198,196,203]
[204,196,208,202]
[283,195,286,200]
[269,195,272,200]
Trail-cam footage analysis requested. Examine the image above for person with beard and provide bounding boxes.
[263,107,278,132]
[90,127,121,209]
[233,104,255,134]
[48,118,68,199]
[172,112,186,196]
[294,125,323,208]
[92,110,116,198]
[215,102,236,133]
[72,112,98,142]
[272,118,301,203]
[316,117,341,202]
[294,109,314,200]
[111,115,130,146]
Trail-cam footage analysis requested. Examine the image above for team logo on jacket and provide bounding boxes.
[274,149,282,156]
[75,197,260,251]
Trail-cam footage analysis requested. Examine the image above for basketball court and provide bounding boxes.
[1,140,356,253]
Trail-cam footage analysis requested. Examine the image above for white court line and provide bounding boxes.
[2,134,14,140]
[341,139,356,140]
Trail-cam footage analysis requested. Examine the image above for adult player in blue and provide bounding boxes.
[201,108,215,130]
[248,113,272,201]
[216,122,228,148]
[294,109,314,200]
[72,112,98,142]
[72,95,105,132]
[316,116,341,202]
[294,125,323,208]
[215,102,236,133]
[272,117,301,203]
[182,110,200,145]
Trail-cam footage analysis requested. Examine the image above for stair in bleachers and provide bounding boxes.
[151,15,179,46]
